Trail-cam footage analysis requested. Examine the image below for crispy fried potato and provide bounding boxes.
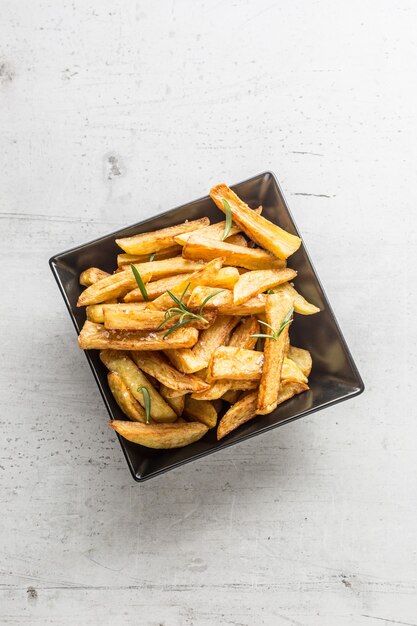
[208,347,264,381]
[159,384,185,417]
[184,396,218,429]
[272,282,320,314]
[225,234,248,247]
[117,246,181,268]
[77,268,153,306]
[149,258,224,311]
[100,350,176,422]
[103,306,216,331]
[221,390,242,404]
[110,420,208,449]
[173,208,262,246]
[209,266,240,289]
[187,287,233,310]
[116,217,210,255]
[182,235,285,270]
[288,346,312,377]
[210,184,301,259]
[217,293,267,316]
[123,273,194,302]
[191,379,258,400]
[79,267,110,286]
[131,351,210,394]
[107,371,146,423]
[78,320,199,351]
[86,300,121,324]
[233,268,297,305]
[164,349,208,374]
[217,381,309,440]
[281,358,308,384]
[257,293,293,415]
[191,315,239,369]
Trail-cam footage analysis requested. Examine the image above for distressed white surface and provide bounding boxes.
[1,1,416,624]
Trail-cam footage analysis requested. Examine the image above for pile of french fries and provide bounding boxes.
[77,183,320,449]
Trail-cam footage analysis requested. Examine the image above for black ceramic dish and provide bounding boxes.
[50,172,364,481]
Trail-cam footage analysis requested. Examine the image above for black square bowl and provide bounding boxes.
[50,172,364,482]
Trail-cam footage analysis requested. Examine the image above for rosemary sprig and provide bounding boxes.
[149,252,157,262]
[251,307,294,341]
[131,264,149,301]
[137,385,151,423]
[157,283,224,339]
[221,198,233,240]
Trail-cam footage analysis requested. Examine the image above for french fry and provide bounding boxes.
[257,293,293,415]
[86,300,122,324]
[182,235,285,270]
[184,396,218,429]
[79,267,110,286]
[77,268,153,306]
[103,306,216,331]
[107,371,146,423]
[281,358,308,384]
[187,287,233,310]
[117,246,181,267]
[191,315,239,369]
[208,346,264,381]
[116,217,210,255]
[225,233,248,247]
[109,420,208,449]
[173,208,262,246]
[149,258,224,311]
[233,268,297,305]
[221,390,242,404]
[217,293,267,316]
[288,346,312,377]
[217,381,309,440]
[209,266,240,289]
[272,282,320,314]
[123,273,194,302]
[159,384,185,417]
[131,351,210,394]
[78,320,199,351]
[191,378,258,400]
[100,350,176,422]
[210,183,301,260]
[164,349,208,374]
[130,257,205,281]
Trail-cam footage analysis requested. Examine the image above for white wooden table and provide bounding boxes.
[1,1,416,624]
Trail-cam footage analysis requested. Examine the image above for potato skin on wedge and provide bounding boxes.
[109,420,208,449]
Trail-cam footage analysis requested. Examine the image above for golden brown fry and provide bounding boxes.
[78,320,199,351]
[233,268,297,305]
[149,258,224,311]
[159,384,185,417]
[184,396,218,429]
[225,234,248,247]
[77,268,153,306]
[257,293,293,415]
[217,382,309,440]
[288,346,312,377]
[85,300,121,324]
[131,351,210,394]
[281,358,308,384]
[191,379,258,400]
[103,306,216,331]
[272,282,320,314]
[79,267,110,286]
[221,390,242,404]
[182,235,285,270]
[210,183,301,260]
[164,349,208,374]
[100,350,176,422]
[123,273,194,302]
[191,315,239,369]
[117,246,181,267]
[173,208,262,246]
[116,217,210,255]
[107,371,146,423]
[187,287,233,310]
[109,420,208,449]
[208,346,264,381]
[217,293,267,316]
[209,267,240,289]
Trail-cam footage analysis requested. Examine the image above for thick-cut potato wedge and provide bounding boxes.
[217,293,267,316]
[288,346,312,377]
[191,315,239,369]
[272,282,320,315]
[164,349,208,374]
[103,306,216,331]
[222,390,242,404]
[149,258,224,311]
[78,320,199,351]
[210,184,301,260]
[281,358,308,384]
[123,273,194,302]
[86,300,121,324]
[159,384,185,417]
[225,234,248,247]
[100,350,176,422]
[77,268,153,306]
[191,378,258,401]
[217,381,309,440]
[182,235,285,270]
[131,351,210,394]
[116,217,210,255]
[107,371,146,423]
[233,268,297,305]
[80,267,110,286]
[173,208,262,246]
[110,420,208,449]
[131,257,204,280]
[117,246,181,268]
[184,396,218,429]
[208,346,264,381]
[257,293,293,415]
[187,287,233,310]
[209,266,240,289]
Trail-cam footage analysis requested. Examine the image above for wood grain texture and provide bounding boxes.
[1,0,416,624]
